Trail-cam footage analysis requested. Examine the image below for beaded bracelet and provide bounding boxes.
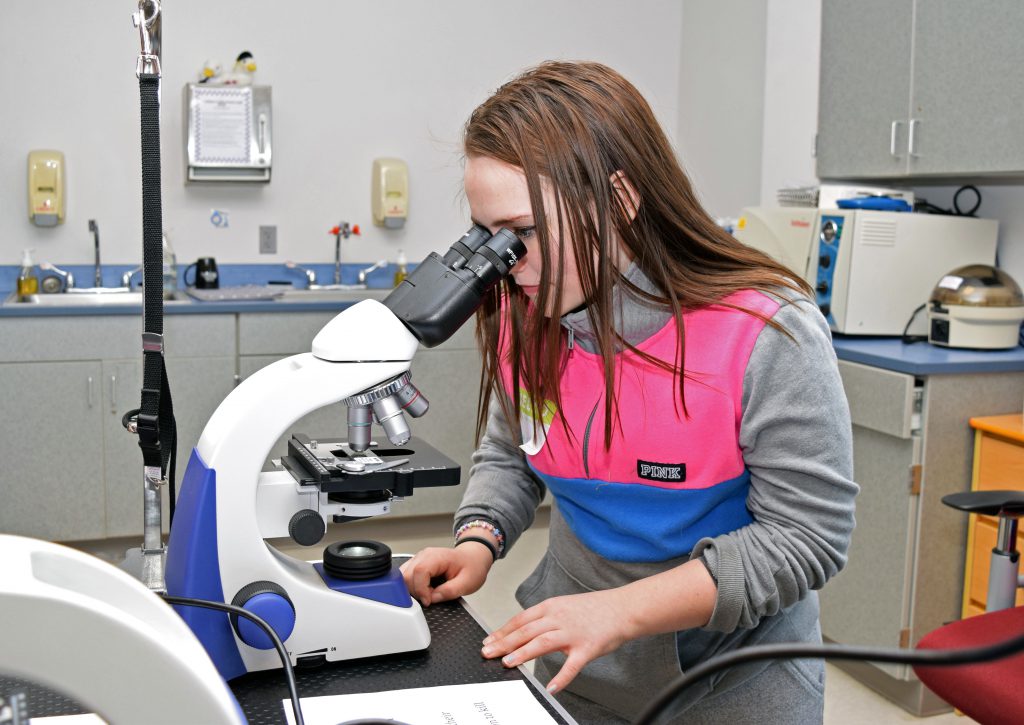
[455,520,506,556]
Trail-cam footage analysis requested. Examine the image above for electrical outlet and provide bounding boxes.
[259,225,277,254]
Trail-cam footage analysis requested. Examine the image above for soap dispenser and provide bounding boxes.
[17,249,39,299]
[393,249,408,287]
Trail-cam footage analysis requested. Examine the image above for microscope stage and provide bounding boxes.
[281,433,460,497]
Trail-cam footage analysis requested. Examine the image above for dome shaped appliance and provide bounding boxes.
[928,264,1024,349]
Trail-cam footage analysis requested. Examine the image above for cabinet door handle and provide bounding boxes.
[87,376,95,407]
[890,120,904,157]
[908,119,920,157]
[110,374,117,411]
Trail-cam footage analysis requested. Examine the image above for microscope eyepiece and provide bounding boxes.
[465,228,523,285]
[441,223,492,269]
[382,225,526,348]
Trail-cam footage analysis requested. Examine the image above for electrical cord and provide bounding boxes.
[914,184,982,216]
[160,594,304,725]
[901,303,929,344]
[632,629,1024,725]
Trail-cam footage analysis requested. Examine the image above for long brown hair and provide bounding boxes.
[466,61,810,449]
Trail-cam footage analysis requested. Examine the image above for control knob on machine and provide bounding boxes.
[288,509,326,547]
[230,581,296,650]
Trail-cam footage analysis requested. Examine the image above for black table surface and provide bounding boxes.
[0,599,571,725]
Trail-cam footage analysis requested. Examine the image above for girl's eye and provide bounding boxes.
[514,226,536,241]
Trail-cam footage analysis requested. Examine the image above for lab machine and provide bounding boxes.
[736,208,998,336]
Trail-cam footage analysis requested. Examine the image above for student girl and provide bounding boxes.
[401,61,857,724]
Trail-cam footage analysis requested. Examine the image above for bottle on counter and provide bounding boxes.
[162,233,178,299]
[393,249,408,287]
[17,249,39,300]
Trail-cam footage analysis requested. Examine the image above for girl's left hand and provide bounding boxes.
[479,588,636,694]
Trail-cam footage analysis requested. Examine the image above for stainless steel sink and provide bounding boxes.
[6,289,190,307]
[275,286,391,303]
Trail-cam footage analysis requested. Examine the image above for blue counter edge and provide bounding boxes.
[4,300,1024,376]
[0,298,367,318]
[832,335,1024,375]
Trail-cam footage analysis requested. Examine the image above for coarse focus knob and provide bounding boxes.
[230,581,295,650]
[288,509,326,547]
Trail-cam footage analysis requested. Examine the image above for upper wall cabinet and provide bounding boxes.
[817,0,1024,180]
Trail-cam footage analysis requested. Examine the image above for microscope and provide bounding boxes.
[165,225,524,681]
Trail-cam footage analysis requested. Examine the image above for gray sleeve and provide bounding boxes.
[453,392,547,556]
[690,296,858,632]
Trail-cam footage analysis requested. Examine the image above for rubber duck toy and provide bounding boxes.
[197,58,222,84]
[221,51,257,86]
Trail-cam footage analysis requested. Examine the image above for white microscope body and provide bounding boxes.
[166,226,525,681]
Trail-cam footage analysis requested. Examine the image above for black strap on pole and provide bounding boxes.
[135,71,177,520]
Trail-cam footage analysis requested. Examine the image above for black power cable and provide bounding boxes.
[901,302,929,344]
[914,184,982,217]
[632,630,1024,725]
[161,594,304,725]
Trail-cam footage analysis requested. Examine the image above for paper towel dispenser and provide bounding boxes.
[185,84,272,182]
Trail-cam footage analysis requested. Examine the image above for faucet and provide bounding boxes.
[328,222,361,285]
[89,219,102,287]
[122,265,143,289]
[285,261,317,288]
[40,262,75,291]
[357,259,388,286]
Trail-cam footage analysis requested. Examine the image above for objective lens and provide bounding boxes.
[372,396,411,446]
[394,380,429,418]
[347,404,372,451]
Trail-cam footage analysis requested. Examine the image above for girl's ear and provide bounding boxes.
[610,170,640,223]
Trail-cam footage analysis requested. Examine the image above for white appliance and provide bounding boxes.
[735,207,818,283]
[735,208,999,336]
[809,211,998,335]
[928,265,1024,349]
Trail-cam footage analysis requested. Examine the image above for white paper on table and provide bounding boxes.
[192,86,253,164]
[282,679,559,725]
[28,715,106,724]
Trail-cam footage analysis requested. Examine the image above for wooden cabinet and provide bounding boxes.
[0,361,106,541]
[0,314,237,541]
[0,306,486,541]
[819,361,1024,716]
[962,414,1024,618]
[817,0,1024,179]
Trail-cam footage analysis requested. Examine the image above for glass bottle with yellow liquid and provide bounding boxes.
[393,249,408,287]
[17,249,39,299]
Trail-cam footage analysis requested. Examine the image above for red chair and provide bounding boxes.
[914,491,1024,725]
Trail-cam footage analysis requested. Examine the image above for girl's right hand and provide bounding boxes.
[400,544,494,607]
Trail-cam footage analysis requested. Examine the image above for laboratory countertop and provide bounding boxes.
[4,295,1024,377]
[831,335,1024,375]
[0,289,390,318]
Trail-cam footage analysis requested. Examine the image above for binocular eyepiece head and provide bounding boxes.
[342,225,525,451]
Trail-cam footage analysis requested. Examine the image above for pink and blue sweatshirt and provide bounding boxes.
[454,263,857,718]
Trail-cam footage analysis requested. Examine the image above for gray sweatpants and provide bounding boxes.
[538,654,824,724]
[517,513,826,724]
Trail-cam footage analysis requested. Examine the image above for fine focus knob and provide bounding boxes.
[230,581,295,650]
[288,509,326,547]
